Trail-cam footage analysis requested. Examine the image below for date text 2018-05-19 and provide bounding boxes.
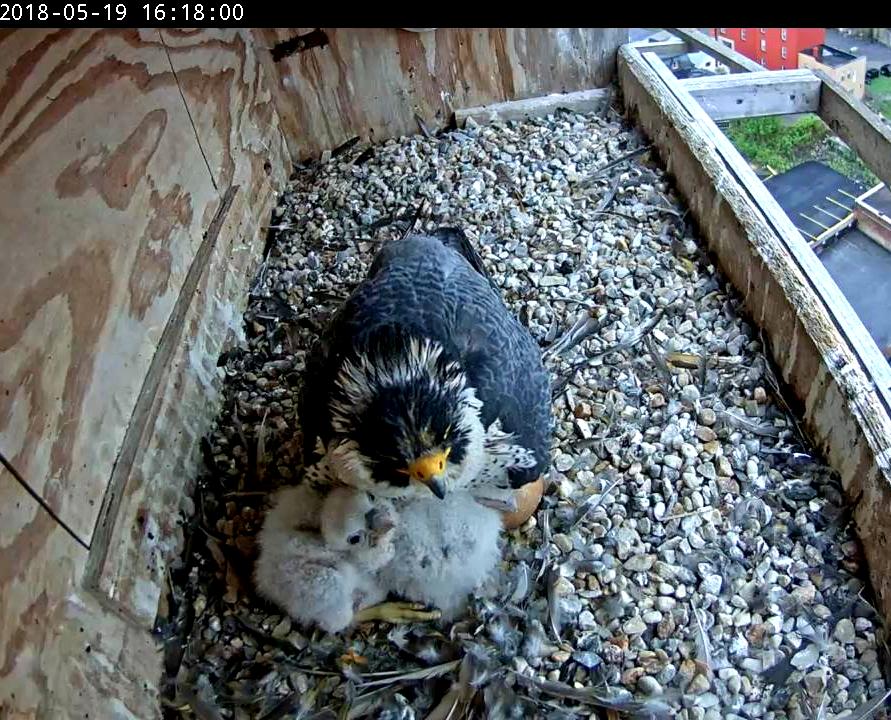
[0,3,126,21]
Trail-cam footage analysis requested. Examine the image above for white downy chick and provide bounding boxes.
[378,491,503,621]
[254,484,396,633]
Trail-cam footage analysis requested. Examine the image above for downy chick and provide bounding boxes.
[378,491,503,621]
[255,484,439,633]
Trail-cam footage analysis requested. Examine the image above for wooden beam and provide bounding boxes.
[681,69,821,121]
[454,88,611,128]
[666,28,763,72]
[814,213,856,246]
[816,70,891,191]
[619,45,891,620]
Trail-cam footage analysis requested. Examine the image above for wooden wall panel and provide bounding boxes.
[0,482,161,719]
[158,29,290,200]
[85,187,281,626]
[1,28,289,713]
[254,28,626,161]
[82,28,289,626]
[0,29,220,542]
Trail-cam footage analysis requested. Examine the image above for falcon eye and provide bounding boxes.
[348,532,363,545]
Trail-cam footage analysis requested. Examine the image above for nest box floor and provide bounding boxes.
[160,104,891,720]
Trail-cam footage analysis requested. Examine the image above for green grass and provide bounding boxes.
[866,75,891,121]
[725,115,878,186]
[725,116,828,173]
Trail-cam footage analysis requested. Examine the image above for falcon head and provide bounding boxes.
[325,334,486,499]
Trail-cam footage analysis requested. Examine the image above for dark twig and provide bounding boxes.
[0,450,89,550]
[578,144,653,187]
[415,112,433,139]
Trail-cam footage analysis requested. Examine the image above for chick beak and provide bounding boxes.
[368,509,395,535]
[407,449,450,499]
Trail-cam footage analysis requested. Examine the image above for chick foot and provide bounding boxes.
[354,601,441,625]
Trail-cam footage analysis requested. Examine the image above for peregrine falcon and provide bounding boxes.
[299,228,552,515]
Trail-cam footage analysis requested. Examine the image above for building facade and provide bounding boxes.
[797,45,867,99]
[709,28,826,69]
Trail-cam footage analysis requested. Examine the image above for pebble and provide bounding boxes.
[578,610,597,630]
[689,674,711,694]
[553,533,573,554]
[625,555,655,572]
[638,675,663,695]
[701,574,723,596]
[791,643,820,670]
[834,618,856,644]
[696,426,717,443]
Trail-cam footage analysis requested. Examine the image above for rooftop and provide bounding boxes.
[765,161,891,351]
[763,161,864,238]
[862,185,891,218]
[800,43,860,68]
[820,228,891,350]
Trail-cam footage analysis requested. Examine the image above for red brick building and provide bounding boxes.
[709,28,826,70]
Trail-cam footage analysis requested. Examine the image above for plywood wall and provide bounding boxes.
[0,29,287,717]
[254,28,627,160]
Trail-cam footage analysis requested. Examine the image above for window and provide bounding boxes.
[781,28,787,40]
[741,29,747,40]
[781,63,786,70]
[719,28,726,34]
[760,38,767,51]
[781,46,787,59]
[760,28,766,33]
[760,57,766,66]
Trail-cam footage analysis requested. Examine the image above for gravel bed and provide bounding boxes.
[160,103,890,720]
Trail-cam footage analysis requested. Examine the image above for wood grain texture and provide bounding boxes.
[455,88,611,127]
[682,69,821,121]
[0,29,220,542]
[159,29,290,201]
[0,482,161,719]
[817,70,891,192]
[85,185,280,626]
[620,44,891,619]
[1,28,289,711]
[254,28,626,161]
[82,29,289,626]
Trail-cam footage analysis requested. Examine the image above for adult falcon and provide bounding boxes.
[300,228,552,528]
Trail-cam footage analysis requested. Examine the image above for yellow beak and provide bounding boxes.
[406,448,450,499]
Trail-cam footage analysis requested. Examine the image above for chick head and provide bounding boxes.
[320,486,398,571]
